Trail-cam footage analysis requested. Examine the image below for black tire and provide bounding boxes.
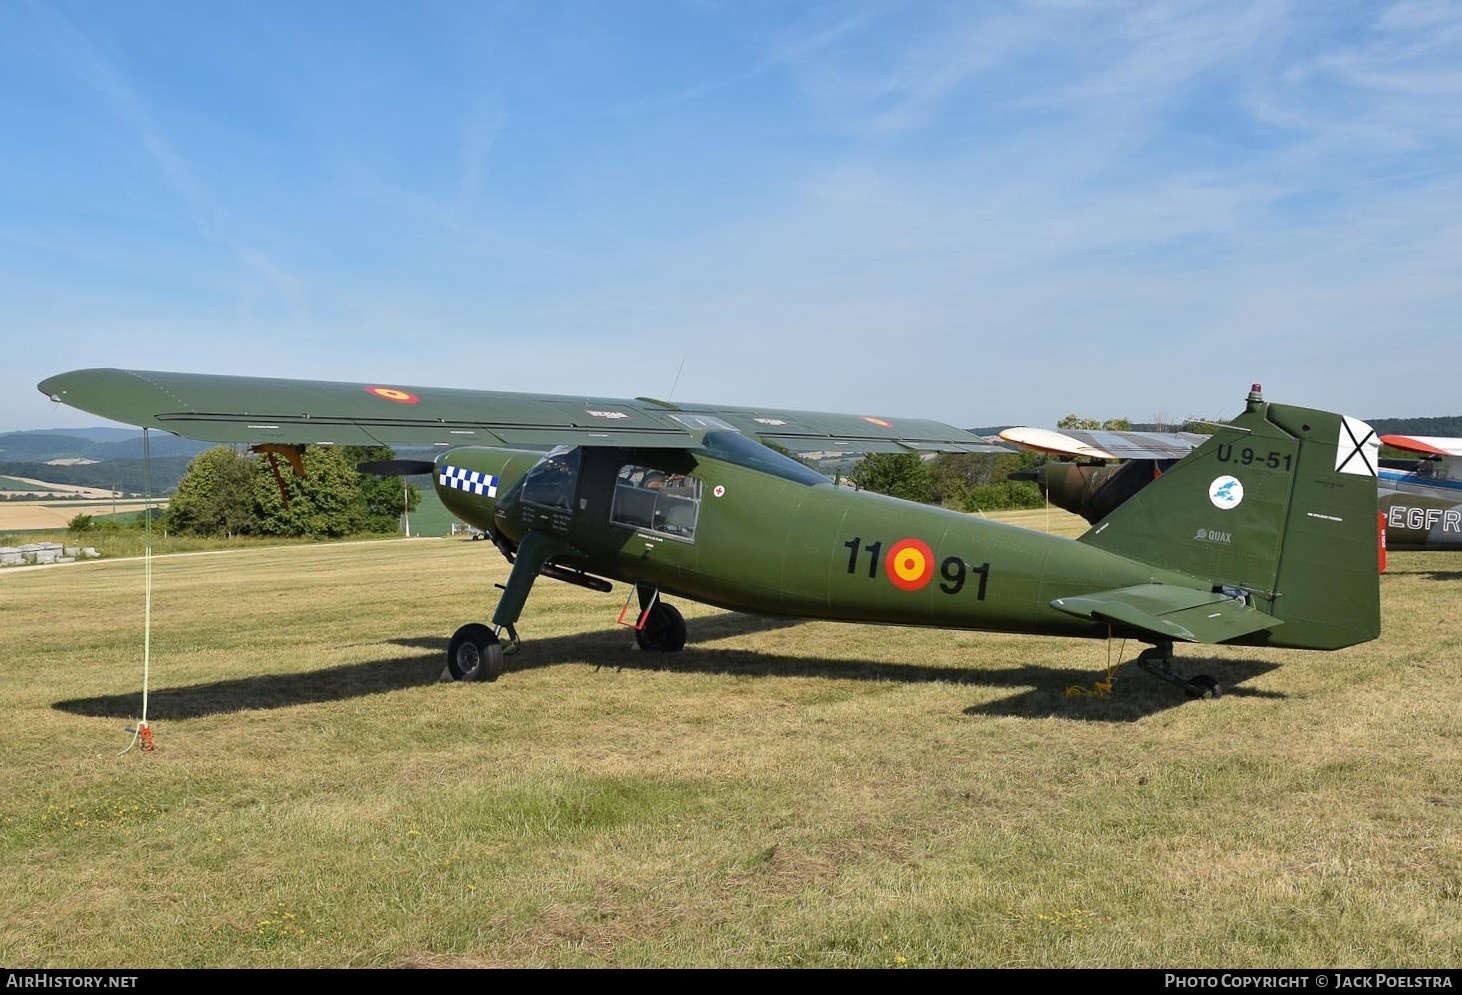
[1187,674,1223,700]
[446,623,505,682]
[635,602,687,653]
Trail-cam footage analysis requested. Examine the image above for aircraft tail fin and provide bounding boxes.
[1077,385,1381,650]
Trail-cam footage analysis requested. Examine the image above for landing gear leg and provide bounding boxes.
[442,531,574,683]
[634,584,687,652]
[1135,642,1223,700]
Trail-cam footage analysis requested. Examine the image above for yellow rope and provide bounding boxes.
[1065,630,1125,697]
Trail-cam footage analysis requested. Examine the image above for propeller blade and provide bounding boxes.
[357,459,436,476]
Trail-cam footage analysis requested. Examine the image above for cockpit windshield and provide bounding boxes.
[520,446,581,509]
[694,431,830,486]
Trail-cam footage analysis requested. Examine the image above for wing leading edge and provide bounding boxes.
[37,368,1011,456]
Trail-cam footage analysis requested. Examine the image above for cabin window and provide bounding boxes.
[521,447,581,510]
[611,464,703,540]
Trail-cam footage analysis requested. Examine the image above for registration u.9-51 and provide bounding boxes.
[1215,444,1293,471]
[842,536,990,599]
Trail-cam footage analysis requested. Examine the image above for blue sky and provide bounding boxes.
[5,0,1461,433]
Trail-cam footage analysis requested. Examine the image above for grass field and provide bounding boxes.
[2,516,1459,969]
[407,484,458,537]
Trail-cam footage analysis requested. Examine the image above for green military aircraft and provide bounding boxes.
[999,425,1461,556]
[37,370,1383,699]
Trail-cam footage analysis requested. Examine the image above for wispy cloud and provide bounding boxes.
[6,1,1462,431]
[22,1,307,314]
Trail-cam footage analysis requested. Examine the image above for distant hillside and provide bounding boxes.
[0,429,211,463]
[1367,416,1462,437]
[60,427,143,443]
[0,433,100,461]
[4,426,141,443]
[0,457,194,495]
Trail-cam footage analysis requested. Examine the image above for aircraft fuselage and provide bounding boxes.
[1033,459,1462,554]
[1379,459,1462,551]
[434,440,1209,642]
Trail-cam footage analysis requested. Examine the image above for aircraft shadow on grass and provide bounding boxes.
[53,610,1282,724]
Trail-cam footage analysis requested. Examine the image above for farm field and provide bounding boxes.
[2,515,1459,968]
[0,477,449,538]
[0,498,164,532]
[0,474,118,498]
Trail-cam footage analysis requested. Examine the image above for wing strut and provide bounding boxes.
[252,444,306,509]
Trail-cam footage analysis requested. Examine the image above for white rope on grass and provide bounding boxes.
[119,427,155,756]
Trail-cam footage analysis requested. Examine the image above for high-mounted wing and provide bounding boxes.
[659,400,1011,455]
[36,368,1008,455]
[36,368,694,448]
[1380,435,1462,457]
[997,427,1207,461]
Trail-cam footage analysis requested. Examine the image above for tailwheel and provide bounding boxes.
[636,602,687,652]
[1135,642,1222,700]
[445,623,505,682]
[1186,674,1223,700]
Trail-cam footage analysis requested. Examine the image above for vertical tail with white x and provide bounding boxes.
[1080,385,1382,650]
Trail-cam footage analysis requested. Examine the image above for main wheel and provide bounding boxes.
[635,602,687,653]
[446,623,505,682]
[1187,674,1223,699]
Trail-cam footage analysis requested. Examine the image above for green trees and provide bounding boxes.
[351,446,422,533]
[848,450,1045,511]
[251,446,367,538]
[162,446,255,537]
[164,445,420,539]
[849,453,936,503]
[1057,414,1132,430]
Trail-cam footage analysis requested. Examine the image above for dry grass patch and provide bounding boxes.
[1,524,1459,968]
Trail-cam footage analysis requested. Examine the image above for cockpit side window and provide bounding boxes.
[611,464,703,540]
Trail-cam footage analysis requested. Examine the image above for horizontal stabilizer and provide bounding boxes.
[1050,584,1282,644]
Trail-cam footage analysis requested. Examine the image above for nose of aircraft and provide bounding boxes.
[1012,462,1092,511]
[432,447,544,535]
